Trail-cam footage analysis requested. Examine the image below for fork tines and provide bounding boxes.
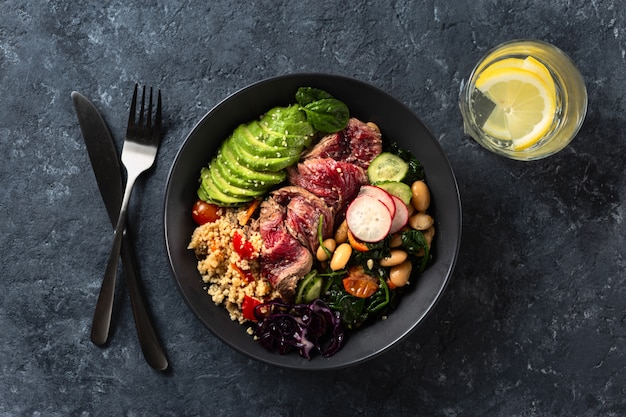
[127,84,162,143]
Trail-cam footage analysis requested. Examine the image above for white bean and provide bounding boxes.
[409,212,434,231]
[389,260,412,287]
[411,180,431,212]
[380,249,408,267]
[330,243,352,271]
[334,220,349,244]
[316,238,337,262]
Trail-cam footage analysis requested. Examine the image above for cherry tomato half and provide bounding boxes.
[192,199,221,225]
[342,266,379,298]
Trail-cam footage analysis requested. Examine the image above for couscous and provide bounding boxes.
[187,206,279,323]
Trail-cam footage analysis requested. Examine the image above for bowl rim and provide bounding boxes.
[164,72,462,370]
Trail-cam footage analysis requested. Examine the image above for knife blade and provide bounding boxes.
[72,91,168,371]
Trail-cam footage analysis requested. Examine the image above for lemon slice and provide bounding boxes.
[478,56,556,98]
[475,66,557,150]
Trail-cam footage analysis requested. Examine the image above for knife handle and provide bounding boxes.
[91,228,124,345]
[120,235,169,371]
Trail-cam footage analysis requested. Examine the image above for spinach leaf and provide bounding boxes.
[400,229,430,272]
[323,274,392,330]
[351,237,391,280]
[295,87,349,133]
[302,98,350,133]
[260,105,315,140]
[324,277,366,329]
[365,278,390,315]
[295,87,333,106]
[351,236,391,265]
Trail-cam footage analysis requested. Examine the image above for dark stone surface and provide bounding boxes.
[1,0,625,415]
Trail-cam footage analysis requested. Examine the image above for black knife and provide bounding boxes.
[71,91,168,371]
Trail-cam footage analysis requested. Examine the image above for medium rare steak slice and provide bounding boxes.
[259,195,313,301]
[273,186,334,253]
[288,158,367,222]
[302,118,382,169]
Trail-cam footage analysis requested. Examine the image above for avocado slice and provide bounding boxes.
[209,160,267,198]
[232,123,301,159]
[199,167,252,205]
[229,135,300,172]
[197,185,211,202]
[256,118,314,148]
[212,156,258,189]
[219,142,286,186]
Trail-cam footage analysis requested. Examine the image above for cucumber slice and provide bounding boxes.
[375,181,412,206]
[295,272,324,304]
[367,152,409,183]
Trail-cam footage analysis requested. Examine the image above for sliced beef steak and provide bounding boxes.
[259,196,313,301]
[272,186,334,253]
[302,118,382,169]
[288,158,368,222]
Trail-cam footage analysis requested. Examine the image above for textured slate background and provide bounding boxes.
[1,0,625,416]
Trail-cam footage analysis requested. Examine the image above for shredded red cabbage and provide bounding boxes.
[253,299,345,359]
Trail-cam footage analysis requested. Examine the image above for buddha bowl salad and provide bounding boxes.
[188,87,435,360]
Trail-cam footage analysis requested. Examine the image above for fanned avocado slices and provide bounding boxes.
[195,87,349,207]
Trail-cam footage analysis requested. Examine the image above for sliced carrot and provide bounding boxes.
[240,199,261,226]
[347,229,369,252]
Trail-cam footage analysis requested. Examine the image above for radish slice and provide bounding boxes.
[358,185,395,218]
[346,195,392,242]
[389,195,409,234]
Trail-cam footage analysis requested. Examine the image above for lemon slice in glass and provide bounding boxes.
[476,64,557,151]
[478,56,556,99]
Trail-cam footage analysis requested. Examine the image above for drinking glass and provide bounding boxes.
[459,39,587,160]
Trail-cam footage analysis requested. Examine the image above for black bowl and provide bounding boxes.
[164,73,461,370]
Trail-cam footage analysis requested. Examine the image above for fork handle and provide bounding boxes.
[121,234,169,371]
[91,176,135,346]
